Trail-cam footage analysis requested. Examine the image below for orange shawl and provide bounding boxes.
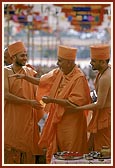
[37,67,91,148]
[4,66,44,155]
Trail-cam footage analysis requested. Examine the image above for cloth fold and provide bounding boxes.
[37,66,91,163]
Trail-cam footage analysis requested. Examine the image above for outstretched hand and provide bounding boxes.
[42,96,52,104]
[8,74,26,79]
[30,100,43,110]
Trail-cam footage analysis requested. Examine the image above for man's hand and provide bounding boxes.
[30,100,43,110]
[42,96,53,104]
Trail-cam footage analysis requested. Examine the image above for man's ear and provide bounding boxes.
[11,55,16,60]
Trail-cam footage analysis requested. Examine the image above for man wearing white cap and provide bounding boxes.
[4,41,44,164]
[68,44,111,154]
[11,45,91,163]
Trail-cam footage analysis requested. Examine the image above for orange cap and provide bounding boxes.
[8,41,27,57]
[57,45,77,60]
[90,44,110,60]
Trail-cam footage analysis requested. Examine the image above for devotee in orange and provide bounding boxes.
[67,44,111,153]
[4,47,13,66]
[11,45,91,163]
[4,46,37,75]
[4,41,44,164]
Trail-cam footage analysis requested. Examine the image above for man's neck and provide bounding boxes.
[12,64,23,73]
[99,65,108,75]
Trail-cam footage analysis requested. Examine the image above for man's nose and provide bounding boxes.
[24,55,27,59]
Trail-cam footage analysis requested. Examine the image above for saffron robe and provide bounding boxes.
[37,66,91,163]
[88,68,111,151]
[4,66,44,156]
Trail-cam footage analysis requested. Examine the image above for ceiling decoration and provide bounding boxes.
[4,4,111,33]
[54,4,111,32]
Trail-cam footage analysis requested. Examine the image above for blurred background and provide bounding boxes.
[3,3,112,80]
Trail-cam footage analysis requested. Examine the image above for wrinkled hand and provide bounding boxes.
[42,96,52,104]
[8,74,25,79]
[30,100,43,110]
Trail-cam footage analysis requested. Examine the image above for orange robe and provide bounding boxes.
[4,66,44,163]
[37,66,91,163]
[88,71,111,152]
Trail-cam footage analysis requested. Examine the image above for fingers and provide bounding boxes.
[42,96,48,100]
[34,104,43,110]
[31,100,43,109]
[42,96,49,103]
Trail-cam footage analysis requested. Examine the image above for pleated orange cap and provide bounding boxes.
[8,41,27,57]
[90,44,110,60]
[57,45,77,60]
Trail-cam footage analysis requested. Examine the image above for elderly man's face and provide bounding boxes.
[57,57,72,74]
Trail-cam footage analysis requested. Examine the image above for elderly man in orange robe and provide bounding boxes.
[4,41,44,164]
[38,46,92,163]
[68,44,111,153]
[11,45,91,163]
